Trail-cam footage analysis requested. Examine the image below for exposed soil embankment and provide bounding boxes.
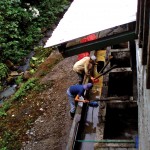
[22,50,78,150]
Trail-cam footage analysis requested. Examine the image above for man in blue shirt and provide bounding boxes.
[67,83,93,119]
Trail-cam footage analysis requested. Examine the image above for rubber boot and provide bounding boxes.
[70,112,75,119]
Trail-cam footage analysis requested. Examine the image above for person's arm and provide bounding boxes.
[75,95,89,103]
[90,76,97,81]
[83,58,98,82]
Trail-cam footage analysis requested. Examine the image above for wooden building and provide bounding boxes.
[45,0,150,149]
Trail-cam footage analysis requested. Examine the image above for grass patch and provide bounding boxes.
[0,48,60,150]
[0,79,50,150]
[11,78,38,101]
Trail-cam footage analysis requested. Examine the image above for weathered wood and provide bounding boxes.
[99,96,130,101]
[110,48,129,52]
[110,68,132,72]
[142,0,150,65]
[128,40,138,100]
[111,51,131,68]
[106,100,137,104]
[146,9,150,89]
[129,41,136,69]
[94,142,135,148]
[138,0,144,48]
[136,0,140,34]
[63,31,136,57]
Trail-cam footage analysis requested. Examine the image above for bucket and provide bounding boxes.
[135,135,139,149]
[88,101,99,107]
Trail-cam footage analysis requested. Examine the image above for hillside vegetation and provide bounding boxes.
[0,0,70,90]
[0,1,73,149]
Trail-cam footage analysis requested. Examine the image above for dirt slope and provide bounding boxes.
[22,50,78,150]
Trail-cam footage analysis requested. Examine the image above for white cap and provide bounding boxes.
[90,55,96,61]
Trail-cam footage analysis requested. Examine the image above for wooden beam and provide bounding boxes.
[60,31,137,58]
[99,96,130,101]
[129,41,138,100]
[138,0,144,48]
[110,67,132,72]
[94,142,135,148]
[136,0,140,34]
[106,100,137,103]
[110,48,129,52]
[128,22,137,69]
[129,41,136,70]
[142,0,150,65]
[146,10,150,89]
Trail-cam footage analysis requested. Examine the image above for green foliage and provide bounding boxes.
[30,46,53,70]
[0,0,31,63]
[15,75,23,85]
[0,63,8,80]
[34,46,53,58]
[31,56,44,67]
[29,69,36,74]
[0,102,11,117]
[0,131,21,150]
[0,100,12,117]
[0,147,7,150]
[0,109,7,117]
[12,78,38,101]
[2,101,11,112]
[0,0,70,63]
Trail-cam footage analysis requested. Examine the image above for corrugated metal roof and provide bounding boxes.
[44,0,137,48]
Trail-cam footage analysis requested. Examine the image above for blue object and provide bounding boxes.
[135,135,139,149]
[88,101,99,107]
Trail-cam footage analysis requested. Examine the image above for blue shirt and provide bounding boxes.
[69,85,85,97]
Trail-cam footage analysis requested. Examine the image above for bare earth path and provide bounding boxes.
[22,50,78,150]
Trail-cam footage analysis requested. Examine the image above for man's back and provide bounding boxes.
[69,84,85,97]
[73,57,90,74]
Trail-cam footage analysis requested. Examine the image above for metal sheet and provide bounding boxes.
[44,0,137,48]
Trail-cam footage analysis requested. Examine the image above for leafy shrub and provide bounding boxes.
[0,63,8,80]
[12,78,38,101]
[0,130,21,150]
[15,75,23,85]
[0,0,70,64]
[0,101,11,117]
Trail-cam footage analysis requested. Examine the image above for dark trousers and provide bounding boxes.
[77,72,84,84]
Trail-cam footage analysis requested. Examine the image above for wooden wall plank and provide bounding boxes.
[146,10,150,89]
[142,0,150,65]
[138,0,144,48]
[136,0,140,34]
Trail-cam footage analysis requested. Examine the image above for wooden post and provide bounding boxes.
[138,0,144,48]
[142,0,150,65]
[146,10,150,89]
[136,0,140,34]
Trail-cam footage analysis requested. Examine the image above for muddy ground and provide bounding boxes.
[22,50,78,150]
